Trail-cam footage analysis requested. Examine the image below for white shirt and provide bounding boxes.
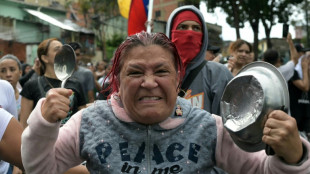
[0,108,12,174]
[0,79,17,173]
[0,109,12,140]
[0,80,17,119]
[278,60,295,81]
[295,55,304,79]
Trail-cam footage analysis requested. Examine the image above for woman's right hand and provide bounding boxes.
[227,56,236,72]
[41,88,73,123]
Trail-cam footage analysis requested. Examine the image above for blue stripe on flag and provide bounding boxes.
[142,0,149,15]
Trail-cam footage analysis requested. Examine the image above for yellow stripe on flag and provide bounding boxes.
[118,0,132,19]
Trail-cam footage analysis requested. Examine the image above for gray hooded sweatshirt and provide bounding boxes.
[166,5,233,115]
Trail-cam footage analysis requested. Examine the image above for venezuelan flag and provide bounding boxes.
[118,0,149,36]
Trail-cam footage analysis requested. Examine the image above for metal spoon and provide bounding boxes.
[54,44,76,88]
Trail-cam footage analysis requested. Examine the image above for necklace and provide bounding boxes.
[44,76,55,88]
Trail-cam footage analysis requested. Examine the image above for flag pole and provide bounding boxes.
[146,0,154,33]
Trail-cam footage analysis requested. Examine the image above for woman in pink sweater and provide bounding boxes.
[22,31,310,174]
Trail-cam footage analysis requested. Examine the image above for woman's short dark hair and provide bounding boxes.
[263,49,280,65]
[21,63,31,76]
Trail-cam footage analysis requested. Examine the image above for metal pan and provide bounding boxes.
[220,61,289,152]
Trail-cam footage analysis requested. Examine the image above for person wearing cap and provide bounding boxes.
[205,45,221,61]
[166,5,233,116]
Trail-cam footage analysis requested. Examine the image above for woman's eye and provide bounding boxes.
[156,70,169,75]
[128,71,142,76]
[157,70,167,73]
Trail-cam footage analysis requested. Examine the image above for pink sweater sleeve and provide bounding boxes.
[21,99,84,174]
[214,114,310,174]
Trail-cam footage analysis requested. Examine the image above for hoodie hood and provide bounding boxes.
[166,5,208,77]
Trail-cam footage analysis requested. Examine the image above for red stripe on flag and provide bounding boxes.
[128,0,147,36]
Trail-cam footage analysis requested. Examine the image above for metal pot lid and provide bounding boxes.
[220,61,289,152]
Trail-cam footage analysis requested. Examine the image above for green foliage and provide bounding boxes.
[105,45,116,60]
[301,36,308,47]
[95,35,103,49]
[90,0,119,17]
[105,34,126,60]
[106,34,125,47]
[64,0,73,8]
[72,0,120,59]
[206,0,304,31]
[206,0,246,29]
[79,0,91,14]
[206,0,305,57]
[182,0,200,8]
[259,0,304,24]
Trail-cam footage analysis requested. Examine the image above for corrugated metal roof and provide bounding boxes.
[25,8,93,34]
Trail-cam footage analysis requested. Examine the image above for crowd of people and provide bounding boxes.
[0,5,309,174]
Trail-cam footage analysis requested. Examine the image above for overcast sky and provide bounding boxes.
[199,1,302,43]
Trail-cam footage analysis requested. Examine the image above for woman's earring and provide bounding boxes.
[175,105,183,116]
[113,93,120,101]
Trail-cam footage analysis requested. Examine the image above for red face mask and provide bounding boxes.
[171,30,202,68]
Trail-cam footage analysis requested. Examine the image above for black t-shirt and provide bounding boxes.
[288,70,310,131]
[20,76,87,123]
[288,70,302,105]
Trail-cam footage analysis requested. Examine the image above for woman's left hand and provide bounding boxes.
[262,110,303,164]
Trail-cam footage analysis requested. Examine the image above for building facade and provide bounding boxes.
[0,0,94,64]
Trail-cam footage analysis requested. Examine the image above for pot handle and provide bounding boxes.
[265,145,275,155]
[265,106,288,156]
